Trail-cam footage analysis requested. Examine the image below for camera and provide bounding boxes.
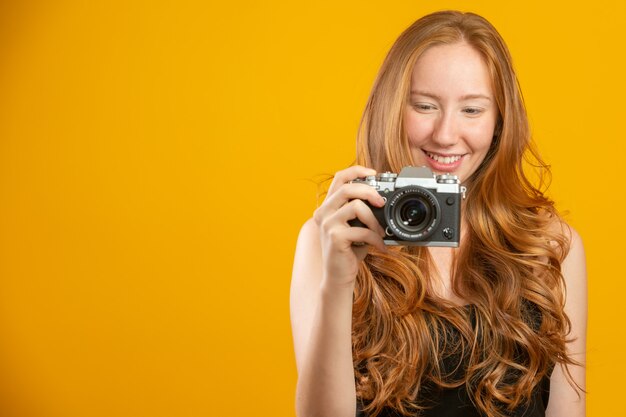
[349,166,466,247]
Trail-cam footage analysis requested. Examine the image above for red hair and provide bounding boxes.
[352,10,577,417]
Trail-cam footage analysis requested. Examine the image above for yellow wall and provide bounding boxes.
[0,1,622,416]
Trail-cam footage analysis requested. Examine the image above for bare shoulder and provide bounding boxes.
[541,213,584,258]
[558,221,587,315]
[556,221,587,321]
[297,217,321,248]
[562,225,585,269]
[292,218,323,287]
[541,214,586,287]
[546,216,585,264]
[544,217,588,416]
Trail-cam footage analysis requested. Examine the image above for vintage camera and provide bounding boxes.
[349,166,466,247]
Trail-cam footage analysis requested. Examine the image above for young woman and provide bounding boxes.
[290,11,586,417]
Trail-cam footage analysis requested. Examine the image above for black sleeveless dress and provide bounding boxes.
[356,377,550,417]
[356,304,552,417]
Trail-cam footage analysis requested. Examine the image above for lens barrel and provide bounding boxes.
[384,186,440,241]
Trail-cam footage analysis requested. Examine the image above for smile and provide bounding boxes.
[425,151,464,165]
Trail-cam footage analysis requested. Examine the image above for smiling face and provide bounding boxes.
[404,42,498,182]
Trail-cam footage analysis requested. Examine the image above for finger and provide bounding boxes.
[327,165,377,196]
[332,199,385,237]
[314,183,385,225]
[330,226,387,254]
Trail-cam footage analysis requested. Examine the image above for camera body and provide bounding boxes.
[349,166,466,247]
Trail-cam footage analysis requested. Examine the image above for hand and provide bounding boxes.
[313,165,387,287]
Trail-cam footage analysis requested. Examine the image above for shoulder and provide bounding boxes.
[293,218,322,273]
[562,224,585,267]
[544,217,587,342]
[297,217,321,245]
[540,212,584,260]
[550,216,585,263]
[553,221,586,308]
[543,214,586,274]
[545,220,587,415]
[536,215,587,310]
[290,218,324,310]
[559,222,586,307]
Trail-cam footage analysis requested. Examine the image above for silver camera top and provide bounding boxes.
[354,166,466,196]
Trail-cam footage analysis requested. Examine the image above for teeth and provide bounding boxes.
[426,152,462,164]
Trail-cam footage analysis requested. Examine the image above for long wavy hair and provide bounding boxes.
[352,11,577,417]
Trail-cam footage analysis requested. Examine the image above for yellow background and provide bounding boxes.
[0,1,623,416]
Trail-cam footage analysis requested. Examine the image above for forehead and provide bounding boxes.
[410,42,494,97]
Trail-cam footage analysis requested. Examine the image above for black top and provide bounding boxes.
[356,377,550,417]
[356,304,551,417]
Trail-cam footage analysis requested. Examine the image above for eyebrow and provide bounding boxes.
[410,90,492,101]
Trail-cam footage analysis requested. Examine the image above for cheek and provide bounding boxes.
[404,116,432,147]
[475,133,494,154]
[468,121,496,152]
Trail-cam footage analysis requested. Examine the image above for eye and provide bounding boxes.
[462,107,484,116]
[412,103,437,113]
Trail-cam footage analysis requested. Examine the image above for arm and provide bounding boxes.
[545,226,587,417]
[290,219,358,417]
[290,166,386,417]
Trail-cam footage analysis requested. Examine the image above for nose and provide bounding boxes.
[432,112,458,147]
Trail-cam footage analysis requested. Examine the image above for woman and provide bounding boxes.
[290,11,586,417]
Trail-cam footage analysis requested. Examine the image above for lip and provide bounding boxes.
[422,149,466,172]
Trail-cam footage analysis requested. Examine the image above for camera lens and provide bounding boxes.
[399,200,428,228]
[384,186,440,241]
